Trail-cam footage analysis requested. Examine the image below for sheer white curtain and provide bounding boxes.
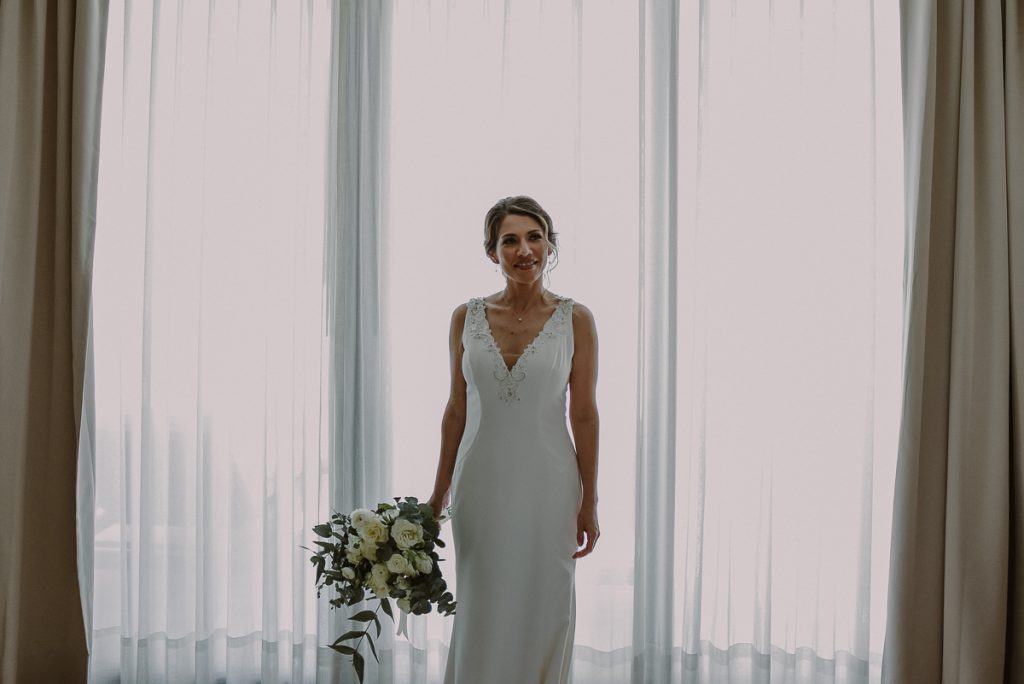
[386,1,903,683]
[85,1,903,681]
[86,2,342,681]
[634,1,903,682]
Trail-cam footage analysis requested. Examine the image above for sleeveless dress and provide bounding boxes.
[443,296,582,684]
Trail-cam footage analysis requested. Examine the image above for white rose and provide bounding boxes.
[345,542,362,565]
[361,542,379,562]
[370,563,390,586]
[397,597,412,613]
[391,518,425,550]
[360,518,389,545]
[369,579,389,599]
[402,552,420,576]
[350,508,376,531]
[409,552,430,573]
[341,566,356,580]
[386,553,411,575]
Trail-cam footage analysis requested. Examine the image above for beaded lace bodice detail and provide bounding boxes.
[465,296,574,402]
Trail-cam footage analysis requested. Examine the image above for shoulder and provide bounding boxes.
[449,302,471,339]
[569,300,596,328]
[451,301,470,321]
[564,298,597,344]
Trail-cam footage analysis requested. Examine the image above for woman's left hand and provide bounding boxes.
[573,505,600,559]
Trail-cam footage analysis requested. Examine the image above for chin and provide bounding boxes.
[504,268,539,282]
[504,264,545,282]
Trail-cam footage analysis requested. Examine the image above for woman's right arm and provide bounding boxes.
[427,304,469,518]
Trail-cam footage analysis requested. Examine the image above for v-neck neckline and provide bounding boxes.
[480,296,565,374]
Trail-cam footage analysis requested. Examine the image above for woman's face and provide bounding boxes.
[489,214,551,284]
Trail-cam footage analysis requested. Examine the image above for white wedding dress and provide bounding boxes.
[443,295,581,684]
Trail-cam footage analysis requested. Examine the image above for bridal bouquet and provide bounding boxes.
[309,497,456,683]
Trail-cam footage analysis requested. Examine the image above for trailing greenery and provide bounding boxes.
[309,497,456,683]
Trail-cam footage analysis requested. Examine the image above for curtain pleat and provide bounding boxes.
[1008,1,1024,677]
[883,2,1024,681]
[633,1,681,681]
[322,2,394,681]
[0,0,108,681]
[325,0,392,524]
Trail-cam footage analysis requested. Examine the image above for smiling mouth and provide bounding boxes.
[514,261,537,269]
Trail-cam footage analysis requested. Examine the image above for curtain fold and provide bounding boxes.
[322,2,394,681]
[883,2,1024,681]
[0,1,108,680]
[633,0,680,680]
[325,0,393,549]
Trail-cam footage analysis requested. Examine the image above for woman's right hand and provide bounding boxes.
[427,490,450,519]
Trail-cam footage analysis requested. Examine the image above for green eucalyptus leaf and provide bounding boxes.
[313,524,333,538]
[350,609,377,623]
[353,651,365,683]
[329,643,357,656]
[335,630,365,643]
[365,634,379,662]
[379,597,394,620]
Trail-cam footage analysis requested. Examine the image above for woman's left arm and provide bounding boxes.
[568,303,600,559]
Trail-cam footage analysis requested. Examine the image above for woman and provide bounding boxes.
[427,196,600,683]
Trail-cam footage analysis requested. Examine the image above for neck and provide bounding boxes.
[499,279,548,310]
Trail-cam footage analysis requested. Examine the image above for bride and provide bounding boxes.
[427,195,600,683]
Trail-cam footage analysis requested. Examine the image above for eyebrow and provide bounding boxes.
[499,229,544,239]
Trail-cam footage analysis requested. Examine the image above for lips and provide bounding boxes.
[514,261,537,269]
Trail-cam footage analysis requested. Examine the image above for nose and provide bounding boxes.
[516,240,531,256]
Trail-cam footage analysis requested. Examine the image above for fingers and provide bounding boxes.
[571,527,600,559]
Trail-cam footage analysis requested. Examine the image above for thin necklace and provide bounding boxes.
[508,294,548,322]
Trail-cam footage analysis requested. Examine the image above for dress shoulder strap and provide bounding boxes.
[462,297,487,344]
[552,296,574,343]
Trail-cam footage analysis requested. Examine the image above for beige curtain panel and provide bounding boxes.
[0,1,107,681]
[884,1,1024,682]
